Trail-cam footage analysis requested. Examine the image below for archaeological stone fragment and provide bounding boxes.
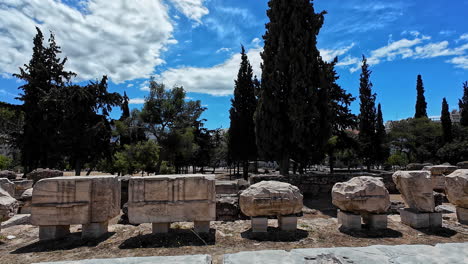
[445,169,468,208]
[393,171,435,213]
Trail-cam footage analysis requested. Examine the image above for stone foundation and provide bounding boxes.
[278,215,297,231]
[82,221,108,239]
[338,210,388,231]
[337,210,361,231]
[362,214,388,229]
[39,225,70,241]
[251,217,268,233]
[399,208,442,229]
[152,222,170,234]
[456,207,468,225]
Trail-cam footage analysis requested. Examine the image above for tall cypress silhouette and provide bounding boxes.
[415,75,428,118]
[255,0,328,175]
[441,98,453,143]
[229,46,257,180]
[460,81,468,127]
[375,104,389,165]
[121,91,130,120]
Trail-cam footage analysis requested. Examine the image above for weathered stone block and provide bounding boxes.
[251,217,268,233]
[13,180,33,199]
[0,178,15,197]
[26,168,63,184]
[82,221,108,239]
[0,170,16,180]
[337,210,361,231]
[194,221,210,233]
[128,175,216,224]
[278,215,297,231]
[456,207,468,225]
[216,181,238,195]
[152,222,170,234]
[393,171,435,212]
[240,181,303,217]
[332,176,390,214]
[39,225,70,241]
[216,194,240,221]
[445,170,468,208]
[363,214,388,229]
[399,208,441,228]
[0,186,18,223]
[31,176,120,226]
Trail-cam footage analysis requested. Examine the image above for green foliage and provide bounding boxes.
[387,152,409,168]
[415,75,428,118]
[255,0,328,175]
[441,98,453,143]
[113,141,160,175]
[375,104,390,164]
[459,81,468,127]
[437,125,468,164]
[388,118,442,163]
[0,155,12,170]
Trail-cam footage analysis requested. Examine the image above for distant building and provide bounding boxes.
[429,110,461,123]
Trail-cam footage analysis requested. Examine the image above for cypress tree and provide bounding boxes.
[255,0,327,175]
[460,81,468,127]
[441,98,453,143]
[415,74,428,118]
[121,91,130,120]
[358,56,377,171]
[375,104,389,165]
[229,46,257,180]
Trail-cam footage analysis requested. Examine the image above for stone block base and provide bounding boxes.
[39,225,70,241]
[251,217,268,233]
[194,221,210,233]
[400,208,442,229]
[337,210,361,231]
[278,215,297,231]
[82,221,108,239]
[152,222,171,234]
[362,214,388,230]
[456,207,468,225]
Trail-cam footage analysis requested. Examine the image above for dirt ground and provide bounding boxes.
[1,197,467,264]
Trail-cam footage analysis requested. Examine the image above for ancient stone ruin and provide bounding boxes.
[127,174,216,234]
[444,169,468,225]
[239,181,303,232]
[392,171,442,228]
[423,164,458,191]
[332,176,390,231]
[26,168,63,184]
[0,184,19,232]
[31,176,120,240]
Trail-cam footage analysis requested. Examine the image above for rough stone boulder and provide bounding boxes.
[239,181,303,217]
[407,163,432,171]
[392,171,435,212]
[0,170,17,180]
[0,187,19,222]
[0,178,15,197]
[423,165,458,190]
[445,169,468,208]
[457,161,468,169]
[331,176,390,214]
[18,188,33,214]
[26,168,63,184]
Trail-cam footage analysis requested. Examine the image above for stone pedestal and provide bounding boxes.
[152,222,170,234]
[194,221,210,233]
[39,225,70,241]
[82,221,108,239]
[278,215,297,231]
[456,207,468,225]
[362,214,388,229]
[399,208,442,229]
[251,217,268,233]
[337,210,361,231]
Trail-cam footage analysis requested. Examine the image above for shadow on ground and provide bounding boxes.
[339,227,403,238]
[119,228,216,249]
[417,227,458,238]
[11,232,115,254]
[303,195,337,217]
[241,227,309,242]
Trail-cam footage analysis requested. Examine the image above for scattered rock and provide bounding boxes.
[25,168,63,184]
[436,204,456,214]
[1,214,30,228]
[117,203,139,226]
[0,178,15,197]
[445,169,468,208]
[0,170,17,180]
[18,188,32,214]
[331,176,390,214]
[423,165,458,176]
[216,194,241,221]
[239,181,303,217]
[433,191,448,206]
[457,161,468,169]
[392,171,435,212]
[390,200,405,214]
[407,163,432,171]
[0,187,19,223]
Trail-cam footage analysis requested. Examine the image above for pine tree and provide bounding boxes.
[121,91,130,120]
[460,81,468,127]
[255,0,327,175]
[441,98,453,143]
[358,56,377,171]
[415,75,428,118]
[14,27,75,172]
[375,104,389,165]
[229,46,257,180]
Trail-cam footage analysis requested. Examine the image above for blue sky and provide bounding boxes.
[0,0,467,129]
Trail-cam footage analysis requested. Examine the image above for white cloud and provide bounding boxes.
[216,47,231,54]
[157,47,262,96]
[459,34,468,41]
[0,0,210,84]
[127,83,134,88]
[447,56,468,70]
[139,80,150,91]
[167,0,209,24]
[129,98,146,105]
[320,43,355,62]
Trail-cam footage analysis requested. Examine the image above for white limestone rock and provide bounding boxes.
[26,168,63,183]
[423,165,458,190]
[392,171,435,212]
[239,181,303,217]
[0,187,19,222]
[332,176,390,214]
[445,169,468,208]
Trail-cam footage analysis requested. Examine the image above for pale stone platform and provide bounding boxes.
[128,175,216,234]
[223,243,468,264]
[31,176,120,240]
[399,208,442,228]
[456,207,468,225]
[337,210,388,230]
[32,254,212,264]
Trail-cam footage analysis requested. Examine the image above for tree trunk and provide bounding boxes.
[279,154,289,176]
[242,160,248,180]
[75,159,82,176]
[329,151,335,174]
